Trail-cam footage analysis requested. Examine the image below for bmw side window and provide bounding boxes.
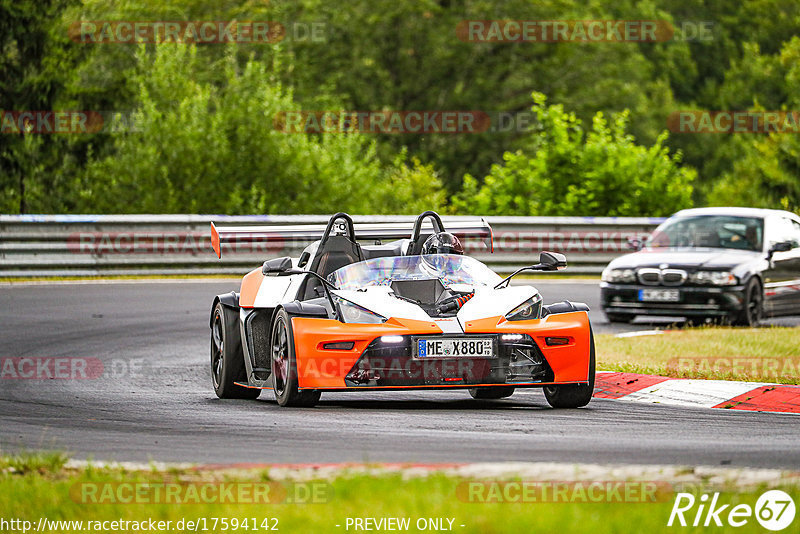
[772,218,800,249]
[792,220,800,248]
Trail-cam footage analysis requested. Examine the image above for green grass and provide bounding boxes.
[0,451,68,475]
[1,455,798,534]
[597,326,800,384]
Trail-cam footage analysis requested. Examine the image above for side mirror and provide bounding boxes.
[768,241,793,259]
[626,237,644,251]
[262,256,293,274]
[536,251,567,271]
[494,251,567,288]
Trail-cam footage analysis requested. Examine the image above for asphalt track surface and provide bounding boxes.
[1,280,798,468]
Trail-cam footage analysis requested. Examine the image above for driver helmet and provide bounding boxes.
[420,232,465,275]
[421,232,464,256]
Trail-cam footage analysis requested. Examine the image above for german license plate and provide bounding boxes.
[415,338,494,358]
[638,289,680,302]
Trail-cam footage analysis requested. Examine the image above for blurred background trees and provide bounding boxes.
[1,0,798,215]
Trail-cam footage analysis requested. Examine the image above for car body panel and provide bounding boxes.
[601,207,800,320]
[291,311,591,390]
[211,212,593,398]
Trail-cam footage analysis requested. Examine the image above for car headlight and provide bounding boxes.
[689,271,738,286]
[505,296,542,321]
[334,296,386,324]
[601,268,636,283]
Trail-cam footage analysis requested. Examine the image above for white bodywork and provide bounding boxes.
[249,242,540,326]
[332,285,536,323]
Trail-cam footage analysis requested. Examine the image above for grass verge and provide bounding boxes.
[1,454,798,534]
[596,326,800,384]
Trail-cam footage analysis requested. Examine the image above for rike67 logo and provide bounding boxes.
[668,490,795,531]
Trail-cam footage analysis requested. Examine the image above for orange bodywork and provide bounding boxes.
[239,268,263,308]
[211,222,221,258]
[291,311,592,390]
[291,317,440,389]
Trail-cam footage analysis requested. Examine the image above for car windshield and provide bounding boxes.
[329,254,502,290]
[646,215,764,251]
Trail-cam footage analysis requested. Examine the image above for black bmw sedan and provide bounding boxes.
[600,207,800,326]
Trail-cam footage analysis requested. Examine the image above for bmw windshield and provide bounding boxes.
[646,215,764,252]
[329,254,502,290]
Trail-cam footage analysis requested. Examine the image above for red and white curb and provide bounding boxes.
[595,371,800,414]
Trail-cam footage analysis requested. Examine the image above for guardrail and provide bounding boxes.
[0,214,665,277]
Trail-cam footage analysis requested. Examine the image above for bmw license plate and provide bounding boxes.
[638,289,680,302]
[415,338,494,358]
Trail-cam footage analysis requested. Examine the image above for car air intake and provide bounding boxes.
[637,268,661,285]
[661,269,687,286]
[390,279,445,305]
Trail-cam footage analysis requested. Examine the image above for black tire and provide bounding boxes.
[543,329,595,409]
[468,386,515,400]
[271,309,321,407]
[732,278,763,327]
[605,312,634,323]
[211,302,260,399]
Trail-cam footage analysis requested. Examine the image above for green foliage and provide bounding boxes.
[453,93,694,216]
[4,0,800,215]
[79,45,418,214]
[707,38,800,212]
[1,450,68,475]
[277,0,681,191]
[0,0,81,213]
[374,152,447,215]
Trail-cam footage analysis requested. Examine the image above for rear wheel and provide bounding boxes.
[469,386,515,400]
[543,329,595,409]
[271,309,321,407]
[732,278,762,327]
[211,302,260,399]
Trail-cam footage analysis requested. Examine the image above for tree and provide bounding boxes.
[452,93,694,216]
[0,0,79,213]
[707,38,800,212]
[78,44,445,214]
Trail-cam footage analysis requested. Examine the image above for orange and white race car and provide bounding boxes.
[209,211,594,408]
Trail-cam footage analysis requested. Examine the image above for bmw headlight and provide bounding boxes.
[334,296,387,324]
[601,268,636,283]
[689,271,738,286]
[505,295,542,321]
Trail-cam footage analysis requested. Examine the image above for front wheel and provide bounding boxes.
[271,309,321,407]
[469,386,515,400]
[731,278,763,327]
[211,302,260,399]
[543,329,595,409]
